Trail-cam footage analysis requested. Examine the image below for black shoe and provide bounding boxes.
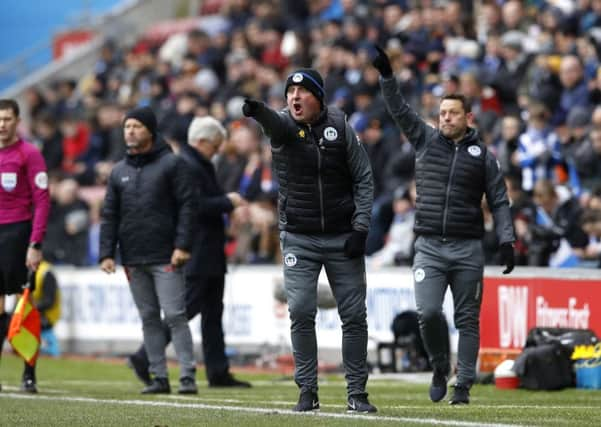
[429,368,449,402]
[141,377,171,394]
[208,373,251,388]
[293,390,320,412]
[21,377,37,393]
[347,394,377,413]
[449,385,470,405]
[178,376,198,394]
[127,354,152,386]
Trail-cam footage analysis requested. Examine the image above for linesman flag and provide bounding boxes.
[8,287,41,366]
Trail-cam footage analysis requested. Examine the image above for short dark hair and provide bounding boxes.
[441,93,471,114]
[0,99,19,117]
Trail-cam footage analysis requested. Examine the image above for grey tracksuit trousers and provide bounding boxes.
[281,231,369,397]
[127,264,196,379]
[412,236,484,388]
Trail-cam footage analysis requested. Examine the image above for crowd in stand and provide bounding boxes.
[14,0,601,268]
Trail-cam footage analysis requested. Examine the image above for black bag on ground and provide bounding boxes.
[511,327,589,390]
[391,310,433,372]
[525,327,598,351]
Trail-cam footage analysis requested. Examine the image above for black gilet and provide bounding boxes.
[414,130,487,238]
[271,107,355,233]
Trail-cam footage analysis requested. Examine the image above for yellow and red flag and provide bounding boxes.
[8,288,41,366]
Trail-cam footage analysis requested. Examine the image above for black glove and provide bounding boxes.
[344,231,368,258]
[242,98,261,117]
[371,45,393,78]
[499,243,515,275]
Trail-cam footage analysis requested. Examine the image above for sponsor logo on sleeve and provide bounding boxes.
[34,171,48,189]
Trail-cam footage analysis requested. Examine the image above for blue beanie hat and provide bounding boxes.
[284,68,325,105]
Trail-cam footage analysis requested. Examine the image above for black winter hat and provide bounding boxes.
[124,106,158,137]
[284,68,325,105]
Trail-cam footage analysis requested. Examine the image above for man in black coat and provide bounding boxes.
[100,106,197,394]
[126,115,251,388]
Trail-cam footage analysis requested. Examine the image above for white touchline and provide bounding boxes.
[0,393,524,427]
[165,396,601,411]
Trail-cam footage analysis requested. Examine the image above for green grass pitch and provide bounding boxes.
[1,354,601,426]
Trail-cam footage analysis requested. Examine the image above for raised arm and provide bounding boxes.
[372,45,435,151]
[242,99,295,147]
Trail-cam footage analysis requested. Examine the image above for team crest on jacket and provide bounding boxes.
[1,172,17,191]
[284,253,297,267]
[324,127,338,141]
[467,145,482,157]
[298,129,305,139]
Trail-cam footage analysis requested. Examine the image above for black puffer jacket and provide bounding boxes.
[250,103,373,234]
[380,76,515,244]
[99,138,196,265]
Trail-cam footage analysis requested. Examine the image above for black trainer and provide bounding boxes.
[178,376,198,394]
[449,385,470,405]
[208,373,251,388]
[141,377,171,394]
[293,390,320,412]
[21,377,37,394]
[429,368,449,402]
[347,394,377,413]
[127,354,152,386]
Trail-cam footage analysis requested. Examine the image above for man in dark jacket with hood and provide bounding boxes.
[99,106,197,395]
[242,68,376,413]
[126,115,251,388]
[372,47,516,405]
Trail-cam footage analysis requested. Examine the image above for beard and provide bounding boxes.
[440,125,466,141]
